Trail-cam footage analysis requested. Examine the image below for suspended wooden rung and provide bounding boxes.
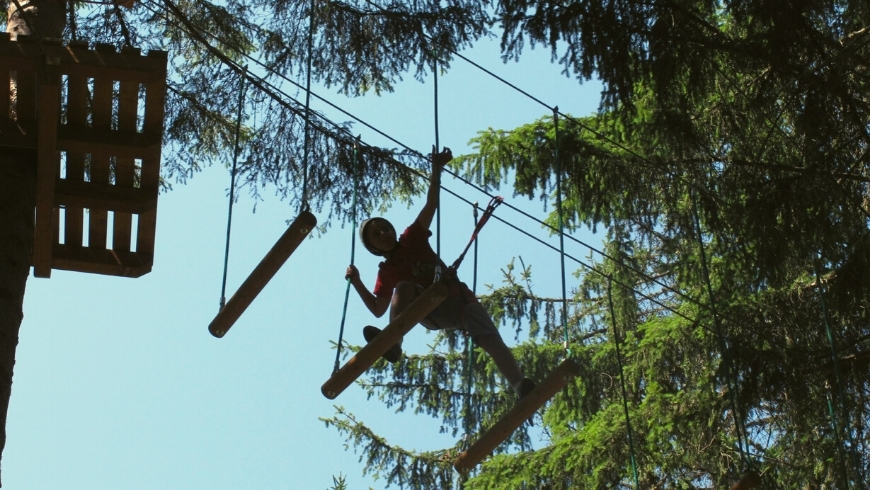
[453,357,581,473]
[0,34,168,278]
[321,281,449,399]
[729,470,761,490]
[209,211,318,338]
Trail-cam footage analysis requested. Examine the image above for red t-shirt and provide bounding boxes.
[373,220,477,303]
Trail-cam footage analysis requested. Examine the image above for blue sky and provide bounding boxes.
[7,36,603,489]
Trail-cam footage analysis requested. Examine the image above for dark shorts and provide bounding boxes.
[410,284,499,338]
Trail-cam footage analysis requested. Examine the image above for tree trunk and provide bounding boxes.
[0,150,36,486]
[3,1,65,485]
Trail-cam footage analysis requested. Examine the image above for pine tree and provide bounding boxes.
[2,1,868,488]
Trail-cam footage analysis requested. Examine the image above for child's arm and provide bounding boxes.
[346,265,390,317]
[416,146,452,229]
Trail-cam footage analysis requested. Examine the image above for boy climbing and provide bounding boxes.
[344,146,536,400]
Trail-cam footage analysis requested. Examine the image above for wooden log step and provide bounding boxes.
[208,211,318,338]
[320,281,450,400]
[453,358,582,472]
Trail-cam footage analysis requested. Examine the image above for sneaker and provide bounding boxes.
[515,378,536,400]
[363,326,403,363]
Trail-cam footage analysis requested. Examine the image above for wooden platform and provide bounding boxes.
[0,34,167,278]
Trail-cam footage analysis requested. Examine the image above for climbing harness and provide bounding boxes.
[449,196,503,273]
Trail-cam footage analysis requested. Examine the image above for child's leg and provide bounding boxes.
[473,333,523,387]
[390,281,422,322]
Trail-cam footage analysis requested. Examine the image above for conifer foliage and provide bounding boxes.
[2,1,869,488]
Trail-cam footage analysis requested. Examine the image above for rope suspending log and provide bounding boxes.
[692,190,756,484]
[219,66,247,310]
[321,281,450,399]
[209,0,319,339]
[432,51,441,256]
[553,108,570,357]
[208,211,317,338]
[607,277,640,487]
[333,136,362,373]
[814,259,862,488]
[453,358,581,472]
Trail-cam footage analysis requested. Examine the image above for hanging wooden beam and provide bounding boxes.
[453,358,581,473]
[321,281,450,400]
[208,211,318,338]
[728,470,761,490]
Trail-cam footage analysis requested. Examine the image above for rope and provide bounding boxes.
[219,66,247,310]
[433,53,441,257]
[606,277,640,488]
[68,0,78,41]
[462,202,479,453]
[300,0,316,213]
[691,190,750,469]
[814,259,862,489]
[553,108,570,357]
[334,136,362,373]
[111,0,133,47]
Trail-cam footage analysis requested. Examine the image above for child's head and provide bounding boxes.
[359,217,397,256]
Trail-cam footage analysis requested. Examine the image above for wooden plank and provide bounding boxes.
[208,211,318,338]
[88,76,112,250]
[55,125,161,157]
[52,244,151,278]
[63,72,88,247]
[453,358,582,472]
[0,35,43,64]
[0,36,61,71]
[58,43,166,84]
[320,281,450,399]
[113,78,138,252]
[55,179,157,214]
[136,55,167,256]
[32,62,61,278]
